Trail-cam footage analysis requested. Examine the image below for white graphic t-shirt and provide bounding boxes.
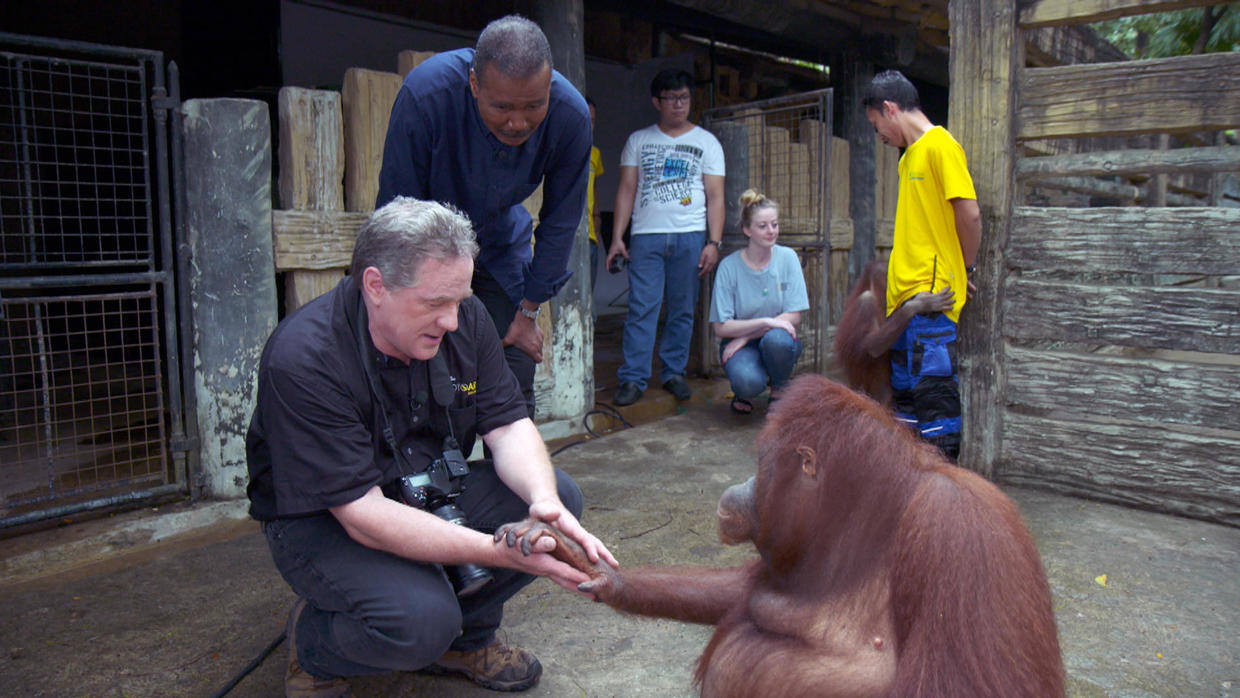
[620,124,726,234]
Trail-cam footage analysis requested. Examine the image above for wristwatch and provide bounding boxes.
[518,304,540,321]
[707,239,722,250]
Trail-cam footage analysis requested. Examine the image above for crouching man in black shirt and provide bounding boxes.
[246,197,616,696]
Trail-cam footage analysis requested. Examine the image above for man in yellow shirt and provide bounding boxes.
[586,96,604,292]
[863,70,981,460]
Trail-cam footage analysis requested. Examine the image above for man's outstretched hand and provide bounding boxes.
[494,518,622,601]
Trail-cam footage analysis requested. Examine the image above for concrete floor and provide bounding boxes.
[1,392,1237,697]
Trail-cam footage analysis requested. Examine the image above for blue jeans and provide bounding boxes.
[617,231,704,389]
[720,328,803,399]
[263,463,583,680]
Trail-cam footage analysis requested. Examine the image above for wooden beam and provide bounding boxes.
[949,0,1020,478]
[875,216,894,249]
[828,217,854,325]
[1003,277,1240,354]
[396,50,436,77]
[1030,177,1203,205]
[1001,412,1239,526]
[277,88,343,211]
[1005,345,1240,431]
[1209,131,1228,205]
[1019,52,1240,140]
[271,210,367,271]
[1032,176,1142,202]
[1023,25,1128,67]
[1010,206,1240,275]
[1148,134,1171,206]
[1019,0,1225,29]
[836,57,875,282]
[1016,145,1240,180]
[277,87,346,310]
[341,68,402,214]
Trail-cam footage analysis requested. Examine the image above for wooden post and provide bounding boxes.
[531,0,594,433]
[949,0,1020,478]
[875,133,900,263]
[341,68,403,214]
[397,50,437,77]
[1208,131,1226,207]
[181,98,278,498]
[828,136,852,325]
[838,57,876,284]
[277,87,345,311]
[1148,133,1171,206]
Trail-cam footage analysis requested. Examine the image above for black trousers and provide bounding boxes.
[471,268,536,419]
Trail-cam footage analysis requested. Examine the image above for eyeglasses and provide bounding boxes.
[658,94,691,105]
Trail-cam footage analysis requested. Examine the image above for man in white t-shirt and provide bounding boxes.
[605,68,725,406]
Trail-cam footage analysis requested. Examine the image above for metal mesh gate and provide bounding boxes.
[703,89,836,376]
[0,33,188,527]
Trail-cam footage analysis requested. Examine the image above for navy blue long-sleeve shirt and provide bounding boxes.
[376,49,591,305]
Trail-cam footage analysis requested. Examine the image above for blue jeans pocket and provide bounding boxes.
[913,332,955,377]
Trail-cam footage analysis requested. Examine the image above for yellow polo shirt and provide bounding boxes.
[886,126,976,323]
[587,146,604,244]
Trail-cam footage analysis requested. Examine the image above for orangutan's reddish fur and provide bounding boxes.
[516,376,1065,697]
[833,260,892,404]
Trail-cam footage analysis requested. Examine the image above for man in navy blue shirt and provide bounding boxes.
[377,15,591,418]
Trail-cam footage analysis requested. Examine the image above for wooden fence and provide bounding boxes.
[952,0,1239,525]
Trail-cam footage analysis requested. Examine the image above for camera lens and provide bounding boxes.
[430,502,495,596]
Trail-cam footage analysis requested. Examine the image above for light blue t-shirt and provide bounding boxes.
[709,245,810,323]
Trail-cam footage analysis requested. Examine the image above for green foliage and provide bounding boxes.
[1094,4,1240,58]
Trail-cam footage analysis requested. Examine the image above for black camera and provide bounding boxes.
[608,255,627,274]
[397,438,494,597]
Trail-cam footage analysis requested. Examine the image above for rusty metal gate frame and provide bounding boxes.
[0,32,195,528]
[702,88,834,377]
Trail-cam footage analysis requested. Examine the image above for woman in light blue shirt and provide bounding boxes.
[709,190,809,413]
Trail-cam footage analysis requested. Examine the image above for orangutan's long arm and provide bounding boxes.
[496,519,752,625]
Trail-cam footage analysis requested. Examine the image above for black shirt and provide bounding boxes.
[245,276,528,521]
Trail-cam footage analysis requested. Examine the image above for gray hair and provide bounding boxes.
[473,15,553,84]
[350,197,478,288]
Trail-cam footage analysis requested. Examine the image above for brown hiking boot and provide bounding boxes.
[285,598,352,698]
[424,637,543,692]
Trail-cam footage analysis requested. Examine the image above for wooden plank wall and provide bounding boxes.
[993,0,1240,525]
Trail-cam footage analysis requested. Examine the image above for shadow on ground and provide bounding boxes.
[1,398,1237,697]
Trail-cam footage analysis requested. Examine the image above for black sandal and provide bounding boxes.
[730,397,753,414]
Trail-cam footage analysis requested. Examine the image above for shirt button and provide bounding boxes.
[405,447,414,455]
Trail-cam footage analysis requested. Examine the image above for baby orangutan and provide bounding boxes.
[497,376,1065,697]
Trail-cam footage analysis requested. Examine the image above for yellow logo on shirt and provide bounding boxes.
[458,380,477,396]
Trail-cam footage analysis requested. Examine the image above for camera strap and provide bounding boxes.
[427,346,460,446]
